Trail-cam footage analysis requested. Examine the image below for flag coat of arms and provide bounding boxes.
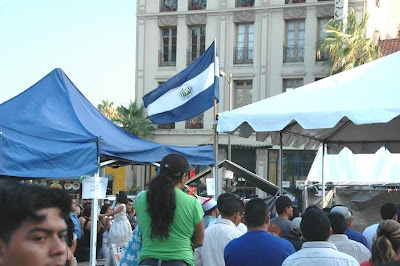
[143,41,219,124]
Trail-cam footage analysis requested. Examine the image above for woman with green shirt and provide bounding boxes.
[135,153,204,266]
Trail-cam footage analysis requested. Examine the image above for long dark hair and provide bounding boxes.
[147,167,184,240]
[116,191,128,204]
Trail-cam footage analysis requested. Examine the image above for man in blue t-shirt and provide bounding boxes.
[224,198,295,266]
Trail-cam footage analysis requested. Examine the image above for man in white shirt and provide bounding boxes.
[195,197,244,266]
[282,208,359,266]
[363,202,399,250]
[208,192,247,233]
[328,212,371,263]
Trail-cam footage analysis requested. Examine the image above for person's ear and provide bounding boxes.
[329,227,333,236]
[265,215,270,225]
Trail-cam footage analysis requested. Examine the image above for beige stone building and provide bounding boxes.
[135,0,400,197]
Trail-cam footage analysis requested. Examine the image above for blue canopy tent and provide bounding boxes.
[0,68,214,178]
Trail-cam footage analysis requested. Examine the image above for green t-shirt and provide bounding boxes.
[135,188,204,266]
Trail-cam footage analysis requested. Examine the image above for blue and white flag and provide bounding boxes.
[143,41,219,124]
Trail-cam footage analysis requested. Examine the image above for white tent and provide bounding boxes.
[218,51,400,155]
[217,51,400,201]
[307,147,400,185]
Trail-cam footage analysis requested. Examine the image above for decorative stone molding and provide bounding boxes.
[220,15,226,21]
[316,5,334,18]
[256,149,268,157]
[261,66,267,75]
[186,14,207,25]
[233,10,255,23]
[139,4,145,12]
[353,4,363,12]
[137,70,144,78]
[138,19,145,25]
[158,16,178,27]
[283,7,307,19]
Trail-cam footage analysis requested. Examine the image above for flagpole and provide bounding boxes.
[213,39,219,197]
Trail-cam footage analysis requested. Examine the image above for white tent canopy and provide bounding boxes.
[217,51,400,154]
[307,147,400,185]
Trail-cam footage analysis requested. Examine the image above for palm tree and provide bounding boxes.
[115,101,155,140]
[317,9,381,75]
[97,100,120,122]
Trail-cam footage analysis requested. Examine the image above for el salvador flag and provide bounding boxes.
[143,41,219,124]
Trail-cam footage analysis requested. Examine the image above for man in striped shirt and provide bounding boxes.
[328,212,371,263]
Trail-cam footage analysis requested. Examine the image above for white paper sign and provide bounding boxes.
[82,176,108,199]
[206,178,215,196]
[224,170,234,180]
[282,181,291,188]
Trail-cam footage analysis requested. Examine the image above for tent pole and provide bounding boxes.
[89,162,100,266]
[322,144,326,208]
[213,97,218,197]
[279,131,283,196]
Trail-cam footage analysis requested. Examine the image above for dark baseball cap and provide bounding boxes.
[160,153,191,176]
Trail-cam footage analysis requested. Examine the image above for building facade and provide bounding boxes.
[135,0,400,197]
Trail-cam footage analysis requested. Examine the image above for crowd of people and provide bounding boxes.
[2,153,400,266]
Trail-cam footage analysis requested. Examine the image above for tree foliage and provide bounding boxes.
[317,9,381,75]
[97,100,120,121]
[115,101,155,140]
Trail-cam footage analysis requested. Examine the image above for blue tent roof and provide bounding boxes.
[0,69,214,178]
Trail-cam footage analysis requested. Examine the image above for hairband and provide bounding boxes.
[379,228,392,239]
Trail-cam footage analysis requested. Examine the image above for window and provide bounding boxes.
[283,79,303,92]
[189,0,206,10]
[234,80,253,108]
[268,150,316,188]
[161,0,177,12]
[187,26,206,65]
[158,123,175,129]
[285,0,306,3]
[185,113,204,129]
[236,0,254,7]
[316,18,331,61]
[284,20,305,62]
[159,27,177,66]
[235,24,254,64]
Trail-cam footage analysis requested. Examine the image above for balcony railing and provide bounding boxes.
[236,0,254,7]
[159,50,176,66]
[187,49,205,65]
[161,0,177,12]
[234,47,254,64]
[285,0,306,4]
[283,44,304,62]
[316,49,330,61]
[189,0,206,10]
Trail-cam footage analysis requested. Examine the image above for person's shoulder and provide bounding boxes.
[224,234,244,249]
[270,217,279,222]
[176,188,196,200]
[363,223,378,233]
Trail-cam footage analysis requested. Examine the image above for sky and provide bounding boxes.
[0,0,137,107]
